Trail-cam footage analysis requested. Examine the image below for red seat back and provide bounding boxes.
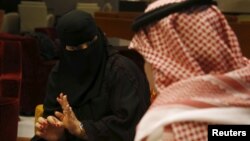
[0,33,55,115]
[0,97,19,141]
[0,40,22,98]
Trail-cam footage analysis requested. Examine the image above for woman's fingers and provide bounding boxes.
[36,117,48,135]
[47,116,57,124]
[63,94,69,104]
[57,93,70,111]
[35,121,45,131]
[57,93,74,117]
[62,103,75,119]
[56,93,63,105]
[67,104,75,118]
[47,116,63,127]
[55,111,64,121]
[38,117,47,123]
[37,117,48,127]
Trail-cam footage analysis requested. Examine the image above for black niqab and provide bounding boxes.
[44,10,107,115]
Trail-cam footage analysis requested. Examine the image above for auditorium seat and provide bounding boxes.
[0,97,19,141]
[18,1,54,33]
[0,40,22,98]
[1,12,20,34]
[0,41,20,141]
[77,3,100,16]
[0,33,56,115]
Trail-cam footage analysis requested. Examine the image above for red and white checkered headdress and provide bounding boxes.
[130,0,248,93]
[130,1,250,141]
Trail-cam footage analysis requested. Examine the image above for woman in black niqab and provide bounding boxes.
[43,10,107,116]
[33,9,151,141]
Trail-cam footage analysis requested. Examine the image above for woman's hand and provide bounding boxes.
[55,93,86,138]
[35,116,64,141]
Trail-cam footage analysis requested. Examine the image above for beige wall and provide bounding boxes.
[216,0,250,13]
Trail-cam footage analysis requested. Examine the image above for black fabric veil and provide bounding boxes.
[43,10,108,115]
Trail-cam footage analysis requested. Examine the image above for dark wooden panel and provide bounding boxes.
[94,17,134,40]
[229,22,250,58]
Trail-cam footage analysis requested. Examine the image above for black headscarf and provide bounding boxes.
[44,10,108,115]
